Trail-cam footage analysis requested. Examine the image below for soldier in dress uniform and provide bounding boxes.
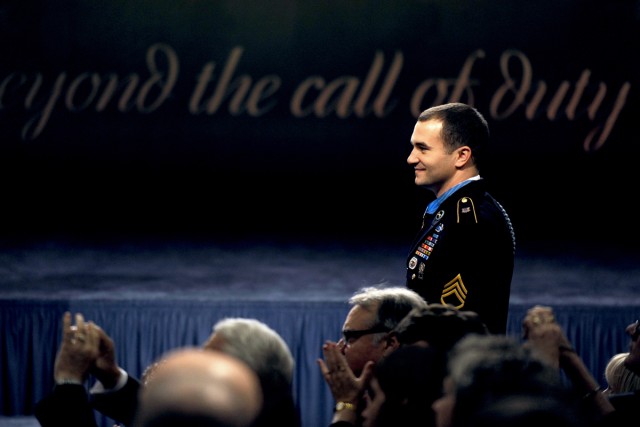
[405,102,516,334]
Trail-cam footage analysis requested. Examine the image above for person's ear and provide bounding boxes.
[384,333,401,354]
[455,146,472,167]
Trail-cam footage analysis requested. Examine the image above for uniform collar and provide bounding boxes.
[425,175,482,215]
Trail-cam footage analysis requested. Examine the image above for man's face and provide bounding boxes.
[339,304,389,376]
[624,320,640,374]
[407,119,459,197]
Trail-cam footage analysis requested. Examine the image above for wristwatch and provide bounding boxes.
[335,401,356,412]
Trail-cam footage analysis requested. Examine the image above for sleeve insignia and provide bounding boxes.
[440,274,467,309]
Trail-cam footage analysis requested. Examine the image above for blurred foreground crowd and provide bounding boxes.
[35,286,639,427]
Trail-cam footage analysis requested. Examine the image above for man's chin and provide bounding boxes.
[417,181,436,192]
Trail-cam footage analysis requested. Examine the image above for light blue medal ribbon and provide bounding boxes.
[424,176,481,216]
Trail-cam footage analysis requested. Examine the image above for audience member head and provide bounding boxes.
[465,395,582,427]
[361,345,446,427]
[204,317,294,389]
[390,303,488,353]
[605,352,640,394]
[432,334,575,427]
[134,347,262,427]
[624,319,640,375]
[141,359,167,387]
[340,285,428,375]
[203,317,299,427]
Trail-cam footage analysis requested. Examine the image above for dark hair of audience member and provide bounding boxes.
[391,303,488,353]
[444,334,577,427]
[466,394,583,427]
[371,345,446,427]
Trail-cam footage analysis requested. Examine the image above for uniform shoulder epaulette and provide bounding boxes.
[456,197,477,224]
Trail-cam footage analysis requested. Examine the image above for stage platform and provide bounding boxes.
[1,236,638,427]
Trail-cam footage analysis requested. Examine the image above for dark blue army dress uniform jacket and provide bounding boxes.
[406,178,516,334]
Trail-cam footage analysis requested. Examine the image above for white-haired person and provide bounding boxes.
[203,317,300,427]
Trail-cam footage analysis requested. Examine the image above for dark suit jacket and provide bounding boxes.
[90,375,141,426]
[608,391,639,418]
[35,383,98,427]
[406,179,516,334]
[35,376,141,427]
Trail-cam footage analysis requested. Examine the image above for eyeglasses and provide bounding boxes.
[341,325,390,344]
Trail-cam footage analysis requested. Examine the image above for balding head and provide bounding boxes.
[134,347,263,427]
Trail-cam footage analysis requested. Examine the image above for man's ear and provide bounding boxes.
[455,146,473,167]
[383,333,401,355]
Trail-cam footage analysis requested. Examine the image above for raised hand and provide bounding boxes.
[317,340,374,405]
[53,312,100,384]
